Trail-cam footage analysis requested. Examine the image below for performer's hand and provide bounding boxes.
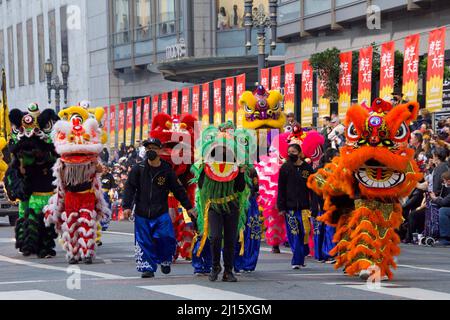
[123,209,132,220]
[188,208,198,219]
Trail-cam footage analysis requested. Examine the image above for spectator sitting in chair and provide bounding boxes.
[429,170,450,246]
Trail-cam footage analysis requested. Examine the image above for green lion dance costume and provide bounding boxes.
[190,121,256,275]
[5,103,59,258]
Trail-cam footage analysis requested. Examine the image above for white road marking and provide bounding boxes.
[0,238,15,243]
[260,247,292,254]
[139,284,264,300]
[289,273,340,277]
[103,231,134,236]
[0,255,126,280]
[398,264,450,274]
[325,282,450,300]
[0,290,73,300]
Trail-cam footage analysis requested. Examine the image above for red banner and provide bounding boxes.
[358,46,373,105]
[338,51,352,119]
[143,96,150,139]
[103,106,108,129]
[236,74,246,128]
[126,101,133,145]
[284,63,295,115]
[260,68,269,89]
[161,92,169,114]
[318,78,330,127]
[301,60,313,127]
[426,27,446,112]
[379,41,395,101]
[270,66,281,90]
[402,34,420,102]
[202,83,210,128]
[152,95,159,119]
[192,85,200,119]
[109,105,116,148]
[181,88,190,114]
[225,77,235,123]
[171,90,178,115]
[213,80,222,126]
[118,103,125,145]
[135,99,142,141]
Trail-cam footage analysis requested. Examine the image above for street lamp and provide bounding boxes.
[45,58,70,113]
[244,0,278,82]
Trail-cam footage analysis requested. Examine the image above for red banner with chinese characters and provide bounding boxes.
[161,92,169,114]
[192,85,200,120]
[213,79,222,126]
[270,66,281,90]
[402,34,420,102]
[126,101,133,145]
[235,74,246,128]
[152,95,159,119]
[171,90,178,115]
[338,51,352,120]
[284,63,295,115]
[118,103,125,145]
[109,105,116,148]
[225,77,235,123]
[202,83,210,128]
[135,99,142,141]
[301,60,313,127]
[358,46,373,105]
[143,96,150,139]
[318,78,330,127]
[379,41,395,101]
[260,68,269,89]
[103,106,108,129]
[181,88,190,114]
[426,27,446,112]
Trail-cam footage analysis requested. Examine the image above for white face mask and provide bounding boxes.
[445,182,450,188]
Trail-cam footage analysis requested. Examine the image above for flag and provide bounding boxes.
[225,77,235,123]
[270,66,281,90]
[426,27,446,112]
[161,92,169,114]
[379,41,395,101]
[143,96,150,139]
[213,79,222,126]
[402,34,420,102]
[338,51,353,120]
[202,83,210,128]
[357,46,373,105]
[301,60,313,127]
[284,63,296,115]
[192,85,200,119]
[235,74,246,128]
[260,68,269,89]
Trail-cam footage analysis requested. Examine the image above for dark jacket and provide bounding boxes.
[123,160,193,219]
[432,162,448,195]
[432,186,450,208]
[277,160,318,215]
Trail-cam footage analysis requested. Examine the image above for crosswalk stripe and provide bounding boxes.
[139,284,265,300]
[0,238,15,243]
[398,264,450,274]
[0,290,73,300]
[325,282,450,300]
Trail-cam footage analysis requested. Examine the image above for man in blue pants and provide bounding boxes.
[123,138,196,278]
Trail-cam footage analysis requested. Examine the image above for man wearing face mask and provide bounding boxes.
[277,144,318,269]
[123,138,196,278]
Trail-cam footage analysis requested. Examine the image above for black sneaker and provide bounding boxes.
[69,258,79,264]
[161,263,171,274]
[96,241,103,247]
[222,271,237,282]
[142,271,155,278]
[209,266,222,282]
[84,257,93,264]
[271,246,281,254]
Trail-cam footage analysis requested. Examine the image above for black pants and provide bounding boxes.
[208,202,240,272]
[406,207,426,241]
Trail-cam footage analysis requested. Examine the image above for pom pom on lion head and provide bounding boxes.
[339,98,423,199]
[239,85,285,130]
[53,106,106,164]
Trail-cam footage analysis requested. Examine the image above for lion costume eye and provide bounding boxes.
[70,114,84,124]
[237,136,248,146]
[272,103,280,111]
[244,104,253,113]
[347,122,359,139]
[394,123,408,140]
[42,121,54,133]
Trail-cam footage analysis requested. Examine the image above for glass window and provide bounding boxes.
[304,0,331,15]
[278,1,300,24]
[135,0,151,41]
[0,30,4,70]
[48,10,57,77]
[7,26,14,88]
[26,19,35,85]
[114,0,130,45]
[217,0,268,30]
[158,0,175,36]
[336,0,358,7]
[37,14,45,82]
[17,23,24,86]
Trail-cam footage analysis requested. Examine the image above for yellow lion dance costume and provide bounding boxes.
[307,98,422,280]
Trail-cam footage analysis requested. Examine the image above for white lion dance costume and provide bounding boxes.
[44,105,110,264]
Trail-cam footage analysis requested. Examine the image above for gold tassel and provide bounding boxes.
[301,210,311,244]
[239,228,245,256]
[196,200,211,257]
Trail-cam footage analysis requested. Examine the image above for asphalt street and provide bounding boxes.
[0,217,449,300]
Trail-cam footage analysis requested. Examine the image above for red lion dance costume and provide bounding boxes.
[44,106,110,264]
[308,99,422,280]
[150,113,197,261]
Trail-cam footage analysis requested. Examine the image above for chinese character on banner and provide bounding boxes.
[379,41,395,101]
[171,90,179,115]
[271,66,281,91]
[260,68,269,89]
[284,63,296,115]
[152,95,159,118]
[338,51,353,119]
[318,78,330,127]
[118,103,125,145]
[192,85,200,119]
[235,74,246,128]
[213,79,222,126]
[143,97,150,139]
[225,77,235,122]
[109,105,116,148]
[161,93,168,114]
[358,46,373,105]
[426,27,446,112]
[181,88,190,114]
[301,60,313,127]
[402,34,420,102]
[202,83,210,128]
[135,99,142,141]
[126,101,133,145]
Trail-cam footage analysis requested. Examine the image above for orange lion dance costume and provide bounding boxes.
[307,98,422,280]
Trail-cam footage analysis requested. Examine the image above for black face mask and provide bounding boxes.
[288,154,299,162]
[146,150,158,161]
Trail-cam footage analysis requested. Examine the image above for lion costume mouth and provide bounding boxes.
[354,159,405,189]
[204,144,239,182]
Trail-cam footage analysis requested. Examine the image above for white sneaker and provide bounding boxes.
[292,265,301,270]
[359,269,370,280]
